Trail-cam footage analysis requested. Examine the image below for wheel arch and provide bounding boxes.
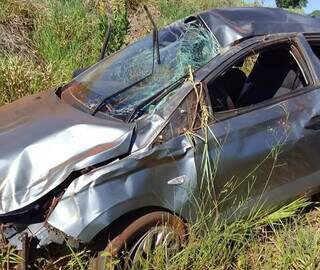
[87,205,186,252]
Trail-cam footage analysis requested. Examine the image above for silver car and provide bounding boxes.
[1,7,320,269]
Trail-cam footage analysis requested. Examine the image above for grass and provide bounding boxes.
[2,200,319,269]
[242,208,320,269]
[0,0,319,269]
[0,0,129,105]
[0,55,52,104]
[141,198,314,270]
[31,0,105,82]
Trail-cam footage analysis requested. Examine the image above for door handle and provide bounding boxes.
[305,115,320,130]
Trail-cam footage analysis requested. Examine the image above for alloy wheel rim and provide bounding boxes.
[129,225,182,266]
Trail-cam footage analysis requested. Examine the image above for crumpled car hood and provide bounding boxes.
[0,90,134,215]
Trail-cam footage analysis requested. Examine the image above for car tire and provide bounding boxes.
[89,211,187,270]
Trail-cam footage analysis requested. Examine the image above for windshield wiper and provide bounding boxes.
[92,5,161,117]
[99,5,113,61]
[144,5,161,65]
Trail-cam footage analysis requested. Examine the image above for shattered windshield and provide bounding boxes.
[62,20,220,121]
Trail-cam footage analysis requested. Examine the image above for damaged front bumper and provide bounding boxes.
[0,220,81,269]
[0,222,78,251]
[0,194,80,251]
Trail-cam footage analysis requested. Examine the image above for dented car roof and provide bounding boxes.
[199,7,320,47]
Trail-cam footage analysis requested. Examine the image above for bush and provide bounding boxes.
[106,0,130,53]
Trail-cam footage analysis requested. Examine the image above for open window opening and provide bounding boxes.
[206,43,308,113]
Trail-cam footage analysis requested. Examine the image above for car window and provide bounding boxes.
[154,90,203,144]
[308,41,320,60]
[206,43,308,114]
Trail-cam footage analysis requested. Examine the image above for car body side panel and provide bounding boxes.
[48,135,197,242]
[194,87,320,213]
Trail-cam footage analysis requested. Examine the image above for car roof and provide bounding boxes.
[198,7,320,47]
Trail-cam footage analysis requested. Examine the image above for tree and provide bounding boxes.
[276,0,308,8]
[310,10,320,17]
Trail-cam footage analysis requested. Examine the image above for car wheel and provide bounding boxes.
[89,211,187,270]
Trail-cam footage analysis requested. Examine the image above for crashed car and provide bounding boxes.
[2,6,320,268]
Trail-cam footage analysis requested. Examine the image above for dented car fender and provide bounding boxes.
[48,135,197,242]
[47,82,198,242]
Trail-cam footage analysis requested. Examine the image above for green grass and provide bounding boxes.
[0,0,129,105]
[104,198,313,270]
[0,55,52,104]
[243,208,320,269]
[31,0,105,82]
[0,1,319,269]
[1,199,319,269]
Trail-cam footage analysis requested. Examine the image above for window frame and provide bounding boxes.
[202,34,317,124]
[303,33,320,84]
[150,33,320,146]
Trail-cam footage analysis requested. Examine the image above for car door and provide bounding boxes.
[193,37,320,214]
